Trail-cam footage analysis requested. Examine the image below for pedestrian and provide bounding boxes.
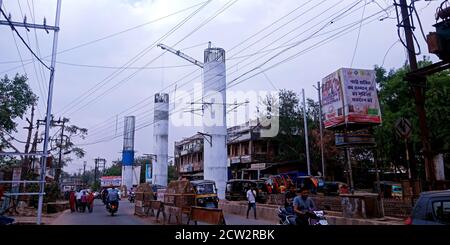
[87,191,95,213]
[246,187,257,219]
[80,191,88,213]
[69,189,76,212]
[75,190,82,212]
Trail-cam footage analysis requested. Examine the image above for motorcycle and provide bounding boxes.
[106,201,119,216]
[128,192,135,203]
[277,207,328,225]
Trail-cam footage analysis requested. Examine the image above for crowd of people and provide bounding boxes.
[67,189,95,213]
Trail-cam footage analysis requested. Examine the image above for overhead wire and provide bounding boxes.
[83,0,343,136]
[79,0,388,145]
[85,0,368,138]
[63,0,238,117]
[56,0,213,116]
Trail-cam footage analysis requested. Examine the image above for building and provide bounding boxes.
[174,133,204,180]
[61,177,83,192]
[174,121,283,180]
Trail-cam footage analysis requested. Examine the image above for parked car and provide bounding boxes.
[406,190,450,225]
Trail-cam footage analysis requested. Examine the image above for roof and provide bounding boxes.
[191,180,215,185]
[419,189,450,197]
[227,179,257,183]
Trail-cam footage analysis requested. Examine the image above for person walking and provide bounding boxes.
[246,187,257,219]
[80,191,88,213]
[87,191,95,213]
[75,190,82,212]
[69,189,76,212]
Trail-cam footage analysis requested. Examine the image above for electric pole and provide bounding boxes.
[0,0,62,225]
[302,89,311,176]
[314,82,326,179]
[396,0,435,187]
[54,117,68,183]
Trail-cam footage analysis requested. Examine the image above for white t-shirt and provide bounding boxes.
[75,192,82,200]
[246,190,256,203]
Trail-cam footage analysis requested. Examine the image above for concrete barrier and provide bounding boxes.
[219,200,403,225]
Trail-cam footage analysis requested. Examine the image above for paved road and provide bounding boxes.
[51,199,151,225]
[51,199,275,225]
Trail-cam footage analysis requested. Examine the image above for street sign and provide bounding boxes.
[395,118,412,139]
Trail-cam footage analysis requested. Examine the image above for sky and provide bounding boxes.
[0,0,443,174]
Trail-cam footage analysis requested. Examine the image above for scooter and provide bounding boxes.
[106,201,119,216]
[128,192,135,203]
[277,207,328,225]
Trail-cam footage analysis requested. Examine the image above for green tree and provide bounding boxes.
[374,57,450,180]
[104,162,122,176]
[0,74,37,133]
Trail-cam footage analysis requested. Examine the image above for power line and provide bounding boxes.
[56,1,213,116]
[62,0,237,117]
[350,0,367,67]
[0,7,50,70]
[84,0,343,136]
[84,0,367,138]
[0,1,210,66]
[81,2,391,145]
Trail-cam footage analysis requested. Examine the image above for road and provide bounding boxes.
[51,199,275,225]
[51,199,152,225]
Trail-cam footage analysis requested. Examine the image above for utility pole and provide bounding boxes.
[37,0,62,225]
[396,0,435,187]
[314,82,326,179]
[302,89,311,176]
[54,117,67,183]
[0,0,62,225]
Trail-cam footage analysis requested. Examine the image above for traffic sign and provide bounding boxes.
[395,118,412,139]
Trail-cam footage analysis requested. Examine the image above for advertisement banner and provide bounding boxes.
[100,176,122,187]
[322,70,345,128]
[145,164,152,183]
[341,68,382,124]
[321,68,381,128]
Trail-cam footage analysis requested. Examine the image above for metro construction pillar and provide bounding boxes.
[152,93,169,186]
[202,47,228,199]
[122,116,135,192]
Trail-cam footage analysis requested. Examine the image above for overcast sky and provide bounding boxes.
[0,0,442,174]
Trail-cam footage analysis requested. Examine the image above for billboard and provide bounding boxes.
[145,164,152,183]
[100,176,122,187]
[322,68,381,128]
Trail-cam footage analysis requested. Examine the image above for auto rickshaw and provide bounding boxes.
[373,181,403,199]
[191,180,219,208]
[296,176,320,194]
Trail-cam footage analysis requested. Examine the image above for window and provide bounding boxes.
[432,200,450,224]
[243,145,249,155]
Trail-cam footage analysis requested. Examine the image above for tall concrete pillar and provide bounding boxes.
[202,47,227,199]
[152,93,169,186]
[122,116,135,192]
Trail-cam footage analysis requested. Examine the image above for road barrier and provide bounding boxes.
[187,206,226,225]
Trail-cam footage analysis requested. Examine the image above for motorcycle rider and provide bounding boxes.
[293,187,316,225]
[106,186,120,211]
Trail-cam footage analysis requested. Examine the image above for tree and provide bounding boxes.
[374,57,450,180]
[49,120,88,183]
[265,89,305,162]
[104,162,122,176]
[0,74,37,134]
